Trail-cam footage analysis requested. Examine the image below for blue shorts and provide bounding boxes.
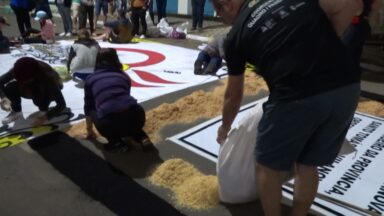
[95,0,108,16]
[255,84,360,171]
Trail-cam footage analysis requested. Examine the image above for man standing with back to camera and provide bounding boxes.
[213,0,367,215]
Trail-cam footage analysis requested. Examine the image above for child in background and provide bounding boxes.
[68,29,100,80]
[24,10,55,44]
[194,34,225,75]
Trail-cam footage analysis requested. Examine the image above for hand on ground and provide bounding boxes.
[0,98,11,111]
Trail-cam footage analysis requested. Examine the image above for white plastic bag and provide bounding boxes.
[217,102,263,203]
[156,18,173,37]
[175,21,189,35]
[217,101,357,204]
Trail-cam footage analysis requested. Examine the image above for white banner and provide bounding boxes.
[169,98,384,215]
[0,40,227,130]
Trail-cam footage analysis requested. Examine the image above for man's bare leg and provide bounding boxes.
[292,164,319,216]
[256,163,283,216]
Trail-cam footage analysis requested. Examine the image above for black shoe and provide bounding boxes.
[194,60,203,74]
[140,138,158,153]
[103,141,130,153]
[203,63,217,75]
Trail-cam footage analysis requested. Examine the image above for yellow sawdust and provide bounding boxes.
[149,158,219,210]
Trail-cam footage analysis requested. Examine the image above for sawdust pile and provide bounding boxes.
[357,100,384,116]
[149,158,219,210]
[65,120,103,138]
[174,175,219,210]
[149,158,203,189]
[66,120,86,137]
[144,72,267,142]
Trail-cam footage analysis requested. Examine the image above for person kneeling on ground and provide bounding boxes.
[67,29,100,80]
[0,57,67,126]
[194,34,225,76]
[94,9,133,43]
[83,48,156,153]
[23,10,55,44]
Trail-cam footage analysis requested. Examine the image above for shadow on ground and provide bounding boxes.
[28,131,183,216]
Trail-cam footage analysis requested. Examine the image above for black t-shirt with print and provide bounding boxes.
[225,0,359,101]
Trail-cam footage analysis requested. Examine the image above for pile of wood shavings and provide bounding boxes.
[149,158,219,210]
[149,158,202,189]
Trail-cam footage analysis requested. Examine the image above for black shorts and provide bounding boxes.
[255,84,360,171]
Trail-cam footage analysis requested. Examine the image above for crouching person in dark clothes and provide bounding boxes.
[194,34,225,75]
[83,48,156,153]
[0,57,66,126]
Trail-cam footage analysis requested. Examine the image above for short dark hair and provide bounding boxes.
[77,28,91,40]
[95,48,123,71]
[13,57,39,83]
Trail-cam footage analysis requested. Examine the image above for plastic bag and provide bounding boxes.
[157,18,173,37]
[217,102,263,203]
[217,101,357,204]
[168,27,186,39]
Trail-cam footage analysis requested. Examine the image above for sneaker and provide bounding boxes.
[139,34,146,39]
[103,141,130,153]
[65,32,72,37]
[59,32,66,37]
[2,111,22,125]
[140,138,158,153]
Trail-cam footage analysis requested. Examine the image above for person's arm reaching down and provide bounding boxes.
[217,74,244,144]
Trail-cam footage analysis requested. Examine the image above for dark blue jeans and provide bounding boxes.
[195,50,222,75]
[10,4,31,36]
[156,0,167,22]
[191,0,206,28]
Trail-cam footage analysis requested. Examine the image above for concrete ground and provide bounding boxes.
[0,2,383,216]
